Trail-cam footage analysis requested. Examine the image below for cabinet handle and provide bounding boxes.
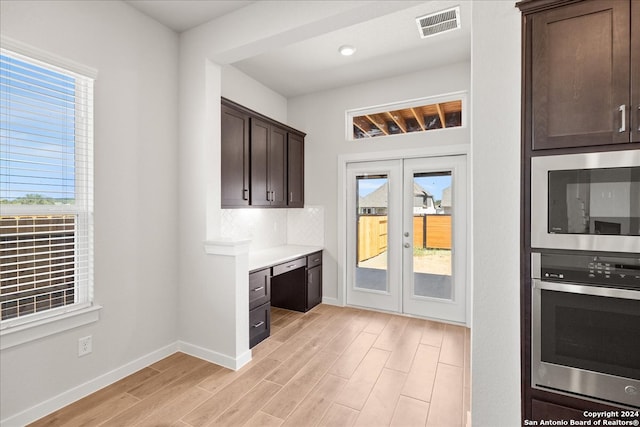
[290,192,293,203]
[309,273,312,284]
[286,264,296,269]
[252,286,264,292]
[252,321,265,328]
[313,258,320,263]
[618,104,626,132]
[637,105,640,132]
[243,189,249,200]
[272,190,276,201]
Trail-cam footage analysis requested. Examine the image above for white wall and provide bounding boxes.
[0,1,179,423]
[287,62,471,303]
[470,2,522,426]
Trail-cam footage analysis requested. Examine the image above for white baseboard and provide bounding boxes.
[1,342,178,427]
[321,296,341,306]
[178,340,251,371]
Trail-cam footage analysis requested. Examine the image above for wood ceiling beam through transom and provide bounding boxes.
[365,114,389,135]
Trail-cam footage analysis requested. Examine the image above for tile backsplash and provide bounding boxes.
[221,206,324,251]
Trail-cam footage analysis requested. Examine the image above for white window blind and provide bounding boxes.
[0,47,94,326]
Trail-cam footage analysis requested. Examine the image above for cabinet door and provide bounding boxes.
[250,118,271,206]
[221,105,250,207]
[269,125,288,207]
[530,0,631,149]
[307,265,322,310]
[287,133,304,208]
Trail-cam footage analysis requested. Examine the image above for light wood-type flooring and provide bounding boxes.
[30,304,471,427]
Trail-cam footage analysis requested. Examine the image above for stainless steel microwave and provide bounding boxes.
[531,150,640,253]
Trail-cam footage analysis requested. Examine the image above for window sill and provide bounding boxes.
[0,305,102,350]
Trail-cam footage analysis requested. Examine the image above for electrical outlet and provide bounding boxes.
[78,335,92,356]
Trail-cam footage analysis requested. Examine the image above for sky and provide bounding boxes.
[358,174,451,200]
[0,52,77,202]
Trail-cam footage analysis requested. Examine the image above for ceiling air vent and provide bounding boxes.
[416,6,460,39]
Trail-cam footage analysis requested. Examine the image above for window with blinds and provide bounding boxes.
[0,48,94,325]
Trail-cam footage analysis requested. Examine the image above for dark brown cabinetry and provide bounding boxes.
[518,0,638,423]
[287,133,304,208]
[523,0,640,150]
[221,98,306,208]
[306,251,322,310]
[221,105,250,207]
[250,119,287,207]
[249,268,271,348]
[248,251,322,348]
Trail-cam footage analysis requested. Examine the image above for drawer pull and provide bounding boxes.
[286,264,296,269]
[313,258,320,263]
[252,286,264,292]
[252,321,265,328]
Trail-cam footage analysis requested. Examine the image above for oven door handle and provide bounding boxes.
[533,279,640,300]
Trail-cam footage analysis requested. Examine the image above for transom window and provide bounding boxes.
[347,93,466,140]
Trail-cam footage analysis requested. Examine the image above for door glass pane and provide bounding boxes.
[356,174,388,292]
[412,172,452,300]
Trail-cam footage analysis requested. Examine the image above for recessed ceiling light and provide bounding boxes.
[338,45,356,56]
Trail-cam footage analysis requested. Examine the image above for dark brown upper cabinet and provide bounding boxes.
[287,132,304,208]
[524,0,639,150]
[221,104,250,207]
[251,119,287,207]
[221,98,305,208]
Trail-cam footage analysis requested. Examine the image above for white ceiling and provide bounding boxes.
[125,1,471,98]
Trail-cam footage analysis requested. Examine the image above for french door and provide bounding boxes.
[345,156,467,323]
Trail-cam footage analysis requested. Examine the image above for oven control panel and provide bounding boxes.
[537,252,640,289]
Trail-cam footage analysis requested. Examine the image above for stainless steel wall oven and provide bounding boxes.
[531,251,640,408]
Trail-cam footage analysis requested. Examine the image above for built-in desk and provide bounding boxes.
[248,245,323,348]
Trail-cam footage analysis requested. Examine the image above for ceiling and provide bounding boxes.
[125,1,471,98]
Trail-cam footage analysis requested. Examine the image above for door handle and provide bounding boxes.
[404,243,410,248]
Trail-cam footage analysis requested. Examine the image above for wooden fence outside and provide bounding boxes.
[358,214,451,262]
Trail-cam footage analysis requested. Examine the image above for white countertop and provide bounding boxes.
[248,245,323,272]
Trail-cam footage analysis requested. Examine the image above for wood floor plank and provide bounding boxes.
[207,380,282,426]
[262,351,339,419]
[372,315,409,351]
[28,367,159,427]
[439,324,467,367]
[390,395,430,427]
[135,385,211,427]
[280,374,347,427]
[353,368,407,427]
[100,361,221,426]
[334,347,390,410]
[328,332,378,379]
[183,357,281,426]
[426,363,464,427]
[362,311,391,335]
[421,319,445,347]
[127,353,208,400]
[318,403,360,427]
[384,317,424,373]
[401,344,440,403]
[243,411,284,427]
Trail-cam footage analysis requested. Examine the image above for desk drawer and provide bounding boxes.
[249,268,270,310]
[249,302,270,348]
[273,257,306,276]
[307,251,322,269]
